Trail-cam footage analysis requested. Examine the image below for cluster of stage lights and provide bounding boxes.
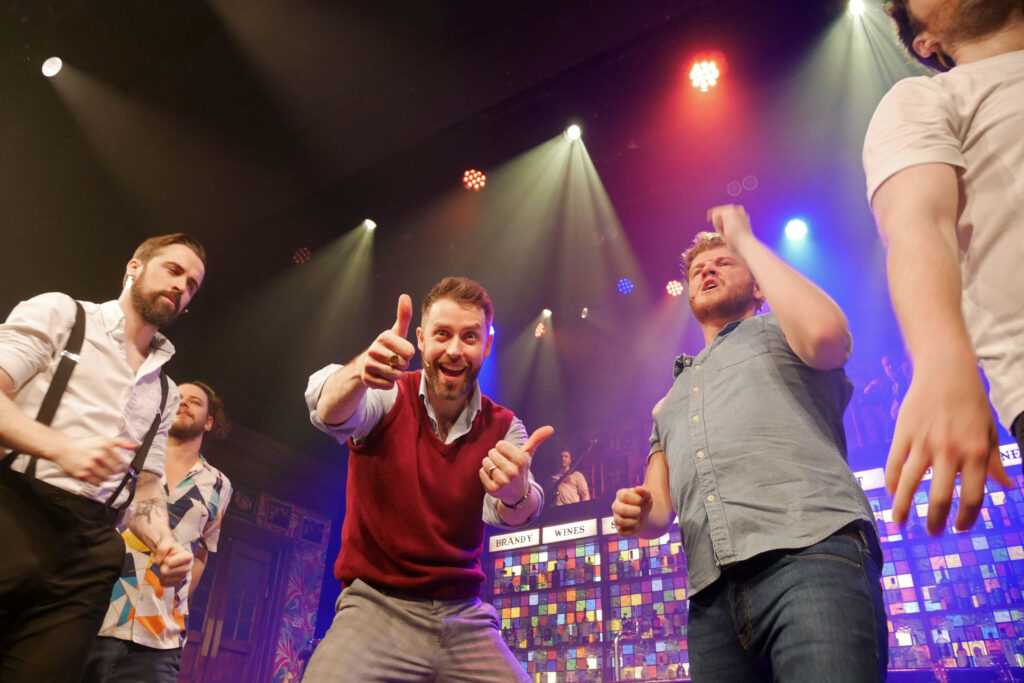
[292,246,311,265]
[666,280,684,297]
[617,278,634,295]
[462,169,486,192]
[689,60,719,92]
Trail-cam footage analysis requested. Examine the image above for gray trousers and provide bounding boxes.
[302,579,529,682]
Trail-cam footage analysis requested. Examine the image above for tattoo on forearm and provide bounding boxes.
[131,498,161,525]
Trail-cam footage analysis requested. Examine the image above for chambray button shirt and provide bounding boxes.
[650,314,881,597]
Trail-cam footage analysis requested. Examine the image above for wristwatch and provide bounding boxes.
[503,489,533,511]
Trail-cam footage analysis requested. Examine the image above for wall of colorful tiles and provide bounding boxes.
[484,452,1023,682]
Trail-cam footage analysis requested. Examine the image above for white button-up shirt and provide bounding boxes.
[0,293,178,504]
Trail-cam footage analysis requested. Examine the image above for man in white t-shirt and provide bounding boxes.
[862,0,1023,537]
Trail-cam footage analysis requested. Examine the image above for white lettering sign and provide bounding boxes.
[488,528,540,552]
[542,518,597,544]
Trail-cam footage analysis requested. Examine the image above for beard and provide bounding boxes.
[939,0,1021,44]
[169,415,206,440]
[689,281,759,326]
[130,277,181,328]
[423,357,481,401]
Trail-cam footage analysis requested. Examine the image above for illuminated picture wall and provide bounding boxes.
[485,446,1024,682]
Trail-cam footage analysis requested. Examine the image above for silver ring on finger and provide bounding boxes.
[487,464,498,476]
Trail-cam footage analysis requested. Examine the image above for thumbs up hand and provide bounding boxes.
[358,294,416,390]
[481,425,554,507]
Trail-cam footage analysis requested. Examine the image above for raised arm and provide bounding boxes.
[708,205,851,370]
[612,450,676,539]
[872,163,1011,535]
[315,295,414,425]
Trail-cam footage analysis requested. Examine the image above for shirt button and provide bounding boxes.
[707,494,715,502]
[691,415,699,423]
[692,386,699,393]
[696,450,704,458]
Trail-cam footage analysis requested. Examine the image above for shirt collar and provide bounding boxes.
[417,371,482,434]
[99,299,175,356]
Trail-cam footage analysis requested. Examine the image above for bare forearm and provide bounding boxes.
[127,472,173,549]
[883,217,973,367]
[315,360,368,425]
[732,233,850,369]
[637,452,675,538]
[0,384,68,462]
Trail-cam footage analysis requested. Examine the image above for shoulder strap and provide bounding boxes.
[105,372,169,510]
[2,301,86,476]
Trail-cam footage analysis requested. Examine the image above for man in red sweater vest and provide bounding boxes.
[303,276,551,682]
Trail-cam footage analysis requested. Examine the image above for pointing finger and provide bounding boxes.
[392,294,413,338]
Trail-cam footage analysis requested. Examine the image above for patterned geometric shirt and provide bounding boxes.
[97,454,232,649]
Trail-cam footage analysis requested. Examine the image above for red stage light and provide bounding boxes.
[666,280,684,297]
[689,60,720,92]
[534,322,546,338]
[463,169,486,191]
[292,247,311,264]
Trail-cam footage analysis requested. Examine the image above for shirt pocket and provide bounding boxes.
[713,322,770,369]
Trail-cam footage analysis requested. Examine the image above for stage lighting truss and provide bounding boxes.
[534,322,547,338]
[689,60,719,92]
[462,169,486,191]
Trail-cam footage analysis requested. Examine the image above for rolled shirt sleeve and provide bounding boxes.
[305,363,397,444]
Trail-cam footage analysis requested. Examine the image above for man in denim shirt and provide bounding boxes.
[613,205,887,682]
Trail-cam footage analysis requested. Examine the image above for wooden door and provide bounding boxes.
[179,525,286,683]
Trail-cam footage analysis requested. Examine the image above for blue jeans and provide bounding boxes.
[687,529,888,682]
[79,636,182,683]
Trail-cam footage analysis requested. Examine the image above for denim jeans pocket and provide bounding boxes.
[779,534,864,570]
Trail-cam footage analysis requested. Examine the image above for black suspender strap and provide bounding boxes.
[104,371,169,511]
[1,301,86,476]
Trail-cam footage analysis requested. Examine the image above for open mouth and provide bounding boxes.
[701,280,719,292]
[438,363,468,381]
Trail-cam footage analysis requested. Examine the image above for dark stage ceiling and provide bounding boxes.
[3,0,885,458]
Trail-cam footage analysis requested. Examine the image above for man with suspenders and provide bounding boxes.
[0,234,205,682]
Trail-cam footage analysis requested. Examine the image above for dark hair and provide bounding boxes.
[421,276,494,327]
[884,0,954,71]
[186,380,230,438]
[133,233,207,267]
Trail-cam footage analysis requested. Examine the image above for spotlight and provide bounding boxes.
[41,57,63,78]
[363,218,377,231]
[666,280,684,297]
[542,309,552,318]
[580,307,589,319]
[292,247,311,264]
[489,324,495,336]
[462,169,486,191]
[534,322,547,338]
[784,218,808,241]
[617,278,634,295]
[689,60,719,92]
[565,124,582,141]
[849,0,866,16]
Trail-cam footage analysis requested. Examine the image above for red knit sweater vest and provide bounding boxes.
[335,371,514,599]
